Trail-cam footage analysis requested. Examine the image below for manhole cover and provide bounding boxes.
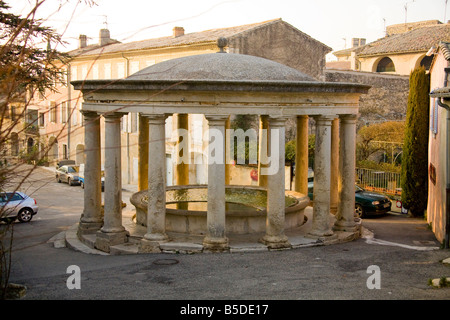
[153,258,179,265]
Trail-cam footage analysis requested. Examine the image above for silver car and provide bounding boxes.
[56,165,80,186]
[0,191,39,223]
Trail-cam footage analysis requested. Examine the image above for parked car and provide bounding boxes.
[78,164,105,191]
[307,183,392,218]
[56,165,81,186]
[354,185,392,218]
[0,191,38,223]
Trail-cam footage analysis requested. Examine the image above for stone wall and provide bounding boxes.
[324,69,409,123]
[228,20,331,81]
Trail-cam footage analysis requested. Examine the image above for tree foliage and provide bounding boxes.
[356,121,405,162]
[400,67,430,217]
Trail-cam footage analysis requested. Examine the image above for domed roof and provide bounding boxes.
[128,52,315,82]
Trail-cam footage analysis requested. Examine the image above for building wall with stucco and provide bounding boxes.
[427,49,449,244]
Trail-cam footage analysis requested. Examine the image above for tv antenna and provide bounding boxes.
[404,0,415,24]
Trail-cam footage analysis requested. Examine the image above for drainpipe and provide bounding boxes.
[434,67,450,249]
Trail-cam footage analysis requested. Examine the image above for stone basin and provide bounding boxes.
[130,185,309,235]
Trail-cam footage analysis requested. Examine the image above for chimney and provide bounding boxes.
[173,26,185,37]
[79,34,87,48]
[99,28,110,46]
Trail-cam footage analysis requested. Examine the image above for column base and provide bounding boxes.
[95,230,128,253]
[143,232,169,242]
[203,236,229,252]
[138,238,162,253]
[306,231,338,242]
[259,235,291,249]
[333,219,357,232]
[307,228,335,238]
[77,221,103,235]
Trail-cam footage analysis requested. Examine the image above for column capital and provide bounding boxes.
[205,114,229,125]
[339,114,358,123]
[314,115,336,126]
[143,114,167,125]
[80,110,98,118]
[102,112,126,121]
[268,115,290,127]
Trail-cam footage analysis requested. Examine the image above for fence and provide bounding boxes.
[356,167,402,197]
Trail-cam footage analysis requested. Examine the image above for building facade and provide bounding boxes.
[428,41,450,247]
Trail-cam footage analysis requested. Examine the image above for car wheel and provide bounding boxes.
[17,208,33,223]
[355,204,364,218]
[81,181,84,189]
[57,175,61,183]
[68,178,72,186]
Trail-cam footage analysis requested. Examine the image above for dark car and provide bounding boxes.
[307,183,392,218]
[354,185,391,218]
[56,165,80,186]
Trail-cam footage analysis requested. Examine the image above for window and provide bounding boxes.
[71,66,77,81]
[130,61,140,75]
[376,57,395,72]
[104,63,111,79]
[117,62,125,79]
[61,101,68,123]
[49,101,57,122]
[38,112,45,127]
[93,64,99,79]
[63,144,68,159]
[81,65,88,80]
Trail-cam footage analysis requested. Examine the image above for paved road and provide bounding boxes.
[4,166,450,305]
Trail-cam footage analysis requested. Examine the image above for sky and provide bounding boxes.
[9,0,450,60]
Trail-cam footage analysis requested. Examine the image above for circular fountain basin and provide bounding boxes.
[130,185,309,235]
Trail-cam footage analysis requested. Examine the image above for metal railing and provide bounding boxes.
[356,167,402,196]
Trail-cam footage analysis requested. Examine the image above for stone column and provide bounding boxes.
[261,116,290,249]
[95,113,127,252]
[330,118,340,213]
[78,111,102,235]
[258,115,269,188]
[294,115,309,195]
[203,115,229,251]
[334,114,358,231]
[138,114,149,191]
[143,114,168,244]
[309,115,335,238]
[225,116,231,185]
[176,113,189,185]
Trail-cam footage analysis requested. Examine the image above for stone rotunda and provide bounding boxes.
[72,39,370,254]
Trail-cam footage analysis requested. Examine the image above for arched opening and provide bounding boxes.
[376,57,395,72]
[419,55,433,71]
[27,137,34,154]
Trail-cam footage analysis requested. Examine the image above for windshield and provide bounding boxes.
[355,185,364,193]
[68,166,79,173]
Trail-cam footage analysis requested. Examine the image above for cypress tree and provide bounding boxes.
[400,66,430,217]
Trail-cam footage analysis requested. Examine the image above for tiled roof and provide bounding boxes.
[69,19,284,57]
[357,24,450,56]
[438,41,450,61]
